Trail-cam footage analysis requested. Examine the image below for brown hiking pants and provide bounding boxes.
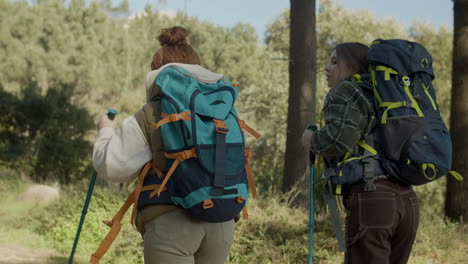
[343,179,420,264]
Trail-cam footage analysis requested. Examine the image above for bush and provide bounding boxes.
[33,184,144,264]
[0,168,463,264]
[0,82,94,184]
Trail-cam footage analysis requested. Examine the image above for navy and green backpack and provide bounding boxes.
[321,39,464,253]
[368,39,462,185]
[150,65,261,222]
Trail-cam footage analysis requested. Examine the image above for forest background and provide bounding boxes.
[0,0,466,263]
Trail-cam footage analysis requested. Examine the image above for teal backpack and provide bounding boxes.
[90,65,261,263]
[151,65,261,222]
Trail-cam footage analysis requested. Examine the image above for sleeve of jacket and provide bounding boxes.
[310,81,373,159]
[92,116,152,182]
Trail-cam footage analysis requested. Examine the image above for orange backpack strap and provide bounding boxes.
[236,117,261,139]
[90,161,164,264]
[90,190,136,264]
[241,207,249,220]
[130,162,153,226]
[245,147,257,198]
[155,148,198,197]
[141,184,167,192]
[151,162,164,178]
[130,162,165,225]
[153,111,191,128]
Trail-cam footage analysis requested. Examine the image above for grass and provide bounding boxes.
[0,166,467,264]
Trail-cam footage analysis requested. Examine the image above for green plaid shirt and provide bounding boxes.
[310,76,375,161]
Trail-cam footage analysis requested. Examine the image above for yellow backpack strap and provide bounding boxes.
[402,76,424,118]
[155,148,198,197]
[380,102,407,124]
[375,65,399,80]
[422,163,437,181]
[448,171,464,181]
[244,147,257,198]
[357,140,377,155]
[420,80,438,110]
[152,111,192,128]
[337,152,355,166]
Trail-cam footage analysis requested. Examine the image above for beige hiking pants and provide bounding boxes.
[143,209,235,264]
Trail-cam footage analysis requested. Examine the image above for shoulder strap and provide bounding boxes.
[323,182,347,252]
[90,162,157,264]
[360,135,377,191]
[135,101,166,171]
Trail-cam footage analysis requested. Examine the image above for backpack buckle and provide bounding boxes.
[364,178,377,191]
[402,76,411,86]
[213,119,229,134]
[203,199,214,209]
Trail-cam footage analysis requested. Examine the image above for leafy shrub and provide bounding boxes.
[0,169,466,264]
[33,184,144,263]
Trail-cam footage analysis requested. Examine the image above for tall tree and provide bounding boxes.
[282,0,316,192]
[446,0,468,221]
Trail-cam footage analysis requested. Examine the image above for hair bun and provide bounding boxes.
[157,26,188,46]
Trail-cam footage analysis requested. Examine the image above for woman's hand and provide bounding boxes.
[98,113,118,130]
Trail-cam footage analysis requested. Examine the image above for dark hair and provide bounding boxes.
[335,42,369,74]
[151,26,201,70]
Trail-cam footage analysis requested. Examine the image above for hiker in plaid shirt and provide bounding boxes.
[302,42,419,264]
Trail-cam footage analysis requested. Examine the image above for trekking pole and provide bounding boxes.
[307,125,317,264]
[68,109,118,264]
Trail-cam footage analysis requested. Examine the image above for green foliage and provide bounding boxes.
[228,196,342,264]
[33,184,144,263]
[0,0,457,197]
[0,81,94,183]
[0,166,49,248]
[410,215,468,264]
[264,0,453,123]
[1,169,466,264]
[0,0,465,263]
[237,52,289,193]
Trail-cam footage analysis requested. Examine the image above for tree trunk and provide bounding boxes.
[446,0,468,221]
[283,0,316,193]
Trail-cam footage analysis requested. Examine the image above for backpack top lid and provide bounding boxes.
[145,62,225,101]
[368,39,434,78]
[155,65,238,120]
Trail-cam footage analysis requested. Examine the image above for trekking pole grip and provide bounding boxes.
[107,108,119,121]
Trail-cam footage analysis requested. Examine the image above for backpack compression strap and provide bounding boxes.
[153,111,192,128]
[370,66,425,124]
[245,147,257,198]
[212,119,229,195]
[130,161,164,226]
[90,162,167,264]
[235,117,261,139]
[155,148,198,197]
[334,140,378,195]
